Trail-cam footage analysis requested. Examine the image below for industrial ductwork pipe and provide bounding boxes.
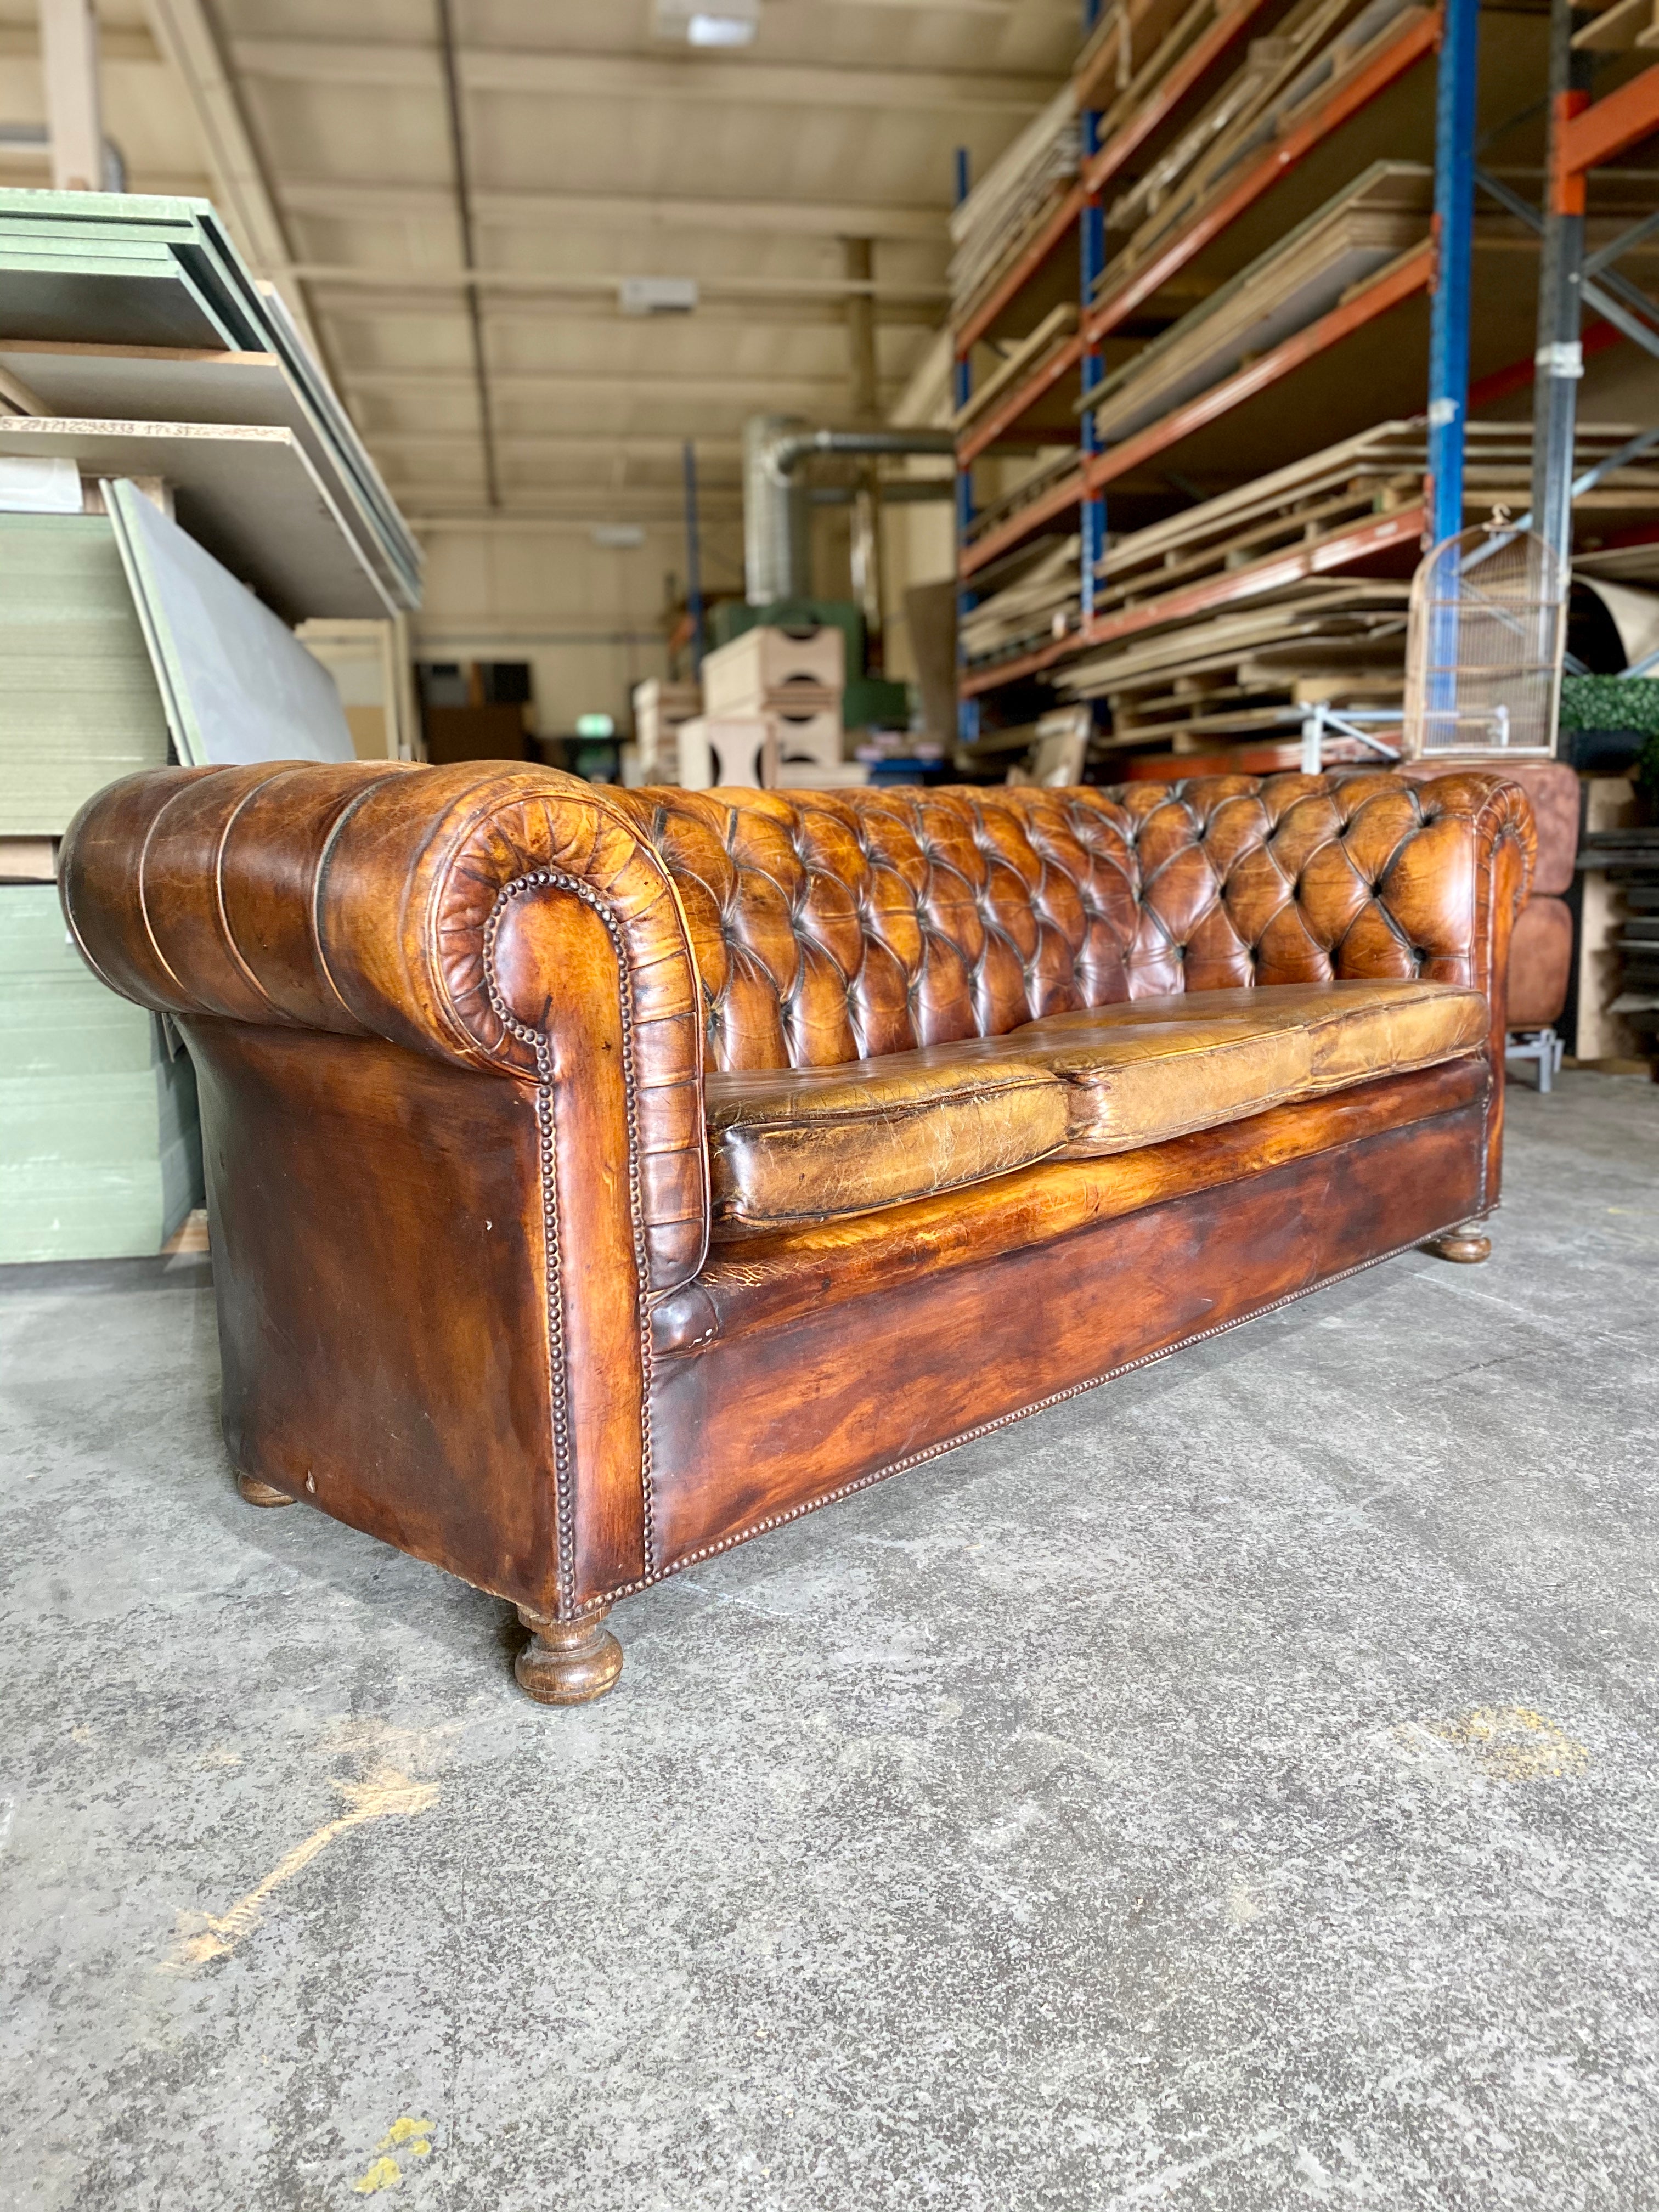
[743,414,956,605]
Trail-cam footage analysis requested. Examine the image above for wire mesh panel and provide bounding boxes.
[1402,520,1568,758]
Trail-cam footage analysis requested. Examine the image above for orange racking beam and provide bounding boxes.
[1084,240,1434,493]
[1555,62,1659,193]
[1080,0,1284,201]
[957,332,1086,466]
[960,465,1084,579]
[1086,7,1440,345]
[959,503,1425,698]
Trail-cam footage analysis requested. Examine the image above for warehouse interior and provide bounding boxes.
[3,0,1659,2205]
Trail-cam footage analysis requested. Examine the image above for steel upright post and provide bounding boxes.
[1080,0,1107,621]
[1532,0,1591,570]
[681,439,704,679]
[954,145,980,743]
[1426,0,1479,544]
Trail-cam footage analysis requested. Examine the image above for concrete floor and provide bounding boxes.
[2,1071,1657,2210]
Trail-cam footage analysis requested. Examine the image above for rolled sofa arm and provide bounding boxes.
[1324,765,1535,1210]
[60,759,709,1290]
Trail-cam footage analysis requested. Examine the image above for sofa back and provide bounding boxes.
[612,770,1528,1073]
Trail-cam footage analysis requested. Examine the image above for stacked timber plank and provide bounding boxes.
[1100,0,1424,283]
[1054,581,1410,746]
[1047,419,1659,761]
[961,534,1081,668]
[954,304,1079,438]
[1086,162,1432,447]
[950,88,1080,329]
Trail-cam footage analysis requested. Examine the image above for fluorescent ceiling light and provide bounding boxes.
[591,524,645,548]
[687,13,757,43]
[652,0,760,45]
[618,275,699,317]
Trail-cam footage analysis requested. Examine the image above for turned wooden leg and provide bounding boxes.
[237,1472,296,1508]
[515,1602,624,1706]
[1420,1222,1492,1264]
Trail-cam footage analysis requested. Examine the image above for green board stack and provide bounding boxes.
[0,884,203,1262]
[1,511,170,836]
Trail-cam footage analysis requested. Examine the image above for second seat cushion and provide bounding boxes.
[1000,979,1489,1155]
[704,1049,1070,1234]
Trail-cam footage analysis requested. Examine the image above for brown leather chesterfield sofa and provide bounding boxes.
[61,765,1534,1705]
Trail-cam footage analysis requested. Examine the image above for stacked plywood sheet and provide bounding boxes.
[953,304,1080,437]
[0,510,170,836]
[961,534,1081,667]
[0,189,420,613]
[950,87,1080,326]
[1087,162,1432,447]
[0,883,202,1262]
[1102,0,1423,280]
[1054,582,1412,745]
[1094,419,1659,620]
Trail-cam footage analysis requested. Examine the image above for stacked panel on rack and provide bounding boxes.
[949,0,1542,769]
[0,189,422,1263]
[0,189,420,616]
[0,883,202,1262]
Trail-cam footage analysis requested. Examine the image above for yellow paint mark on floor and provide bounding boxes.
[1418,1705,1590,1781]
[377,2118,435,2154]
[170,1768,439,1970]
[352,2117,436,2194]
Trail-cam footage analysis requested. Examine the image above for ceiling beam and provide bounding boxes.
[370,429,745,450]
[279,179,950,242]
[0,22,160,62]
[345,369,902,396]
[230,40,1053,112]
[318,293,944,329]
[295,263,948,301]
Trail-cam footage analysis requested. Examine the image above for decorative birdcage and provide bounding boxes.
[1402,517,1568,759]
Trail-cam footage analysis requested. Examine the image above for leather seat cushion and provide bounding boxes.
[704,980,1488,1235]
[704,1050,1071,1234]
[998,979,1488,1155]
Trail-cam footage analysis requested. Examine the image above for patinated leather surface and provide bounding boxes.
[1506,898,1574,1029]
[705,1051,1068,1232]
[58,764,1534,1624]
[704,978,1485,1228]
[999,978,1485,1154]
[656,1057,1488,1355]
[611,774,1537,1074]
[60,760,709,1293]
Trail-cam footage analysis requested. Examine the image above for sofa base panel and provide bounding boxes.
[646,1096,1486,1572]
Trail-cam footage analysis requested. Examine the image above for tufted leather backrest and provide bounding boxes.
[611,771,1536,1074]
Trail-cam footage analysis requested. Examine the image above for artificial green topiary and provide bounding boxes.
[1559,673,1659,734]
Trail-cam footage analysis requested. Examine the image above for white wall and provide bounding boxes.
[411,512,745,735]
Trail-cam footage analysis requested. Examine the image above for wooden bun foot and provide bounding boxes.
[1420,1224,1492,1264]
[515,1602,624,1706]
[237,1472,296,1507]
